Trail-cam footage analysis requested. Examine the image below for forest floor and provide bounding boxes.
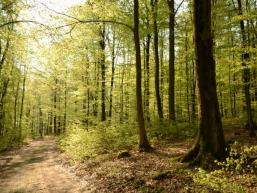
[0,124,257,193]
[0,137,90,193]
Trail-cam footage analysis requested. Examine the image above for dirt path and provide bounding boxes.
[0,138,90,193]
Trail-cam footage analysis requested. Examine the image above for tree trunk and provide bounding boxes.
[63,69,67,132]
[152,0,163,119]
[144,34,151,122]
[181,0,225,164]
[18,70,26,140]
[53,78,57,134]
[237,0,256,137]
[109,31,116,118]
[14,80,20,130]
[100,25,106,122]
[185,30,190,122]
[133,0,152,152]
[191,60,196,120]
[167,0,176,121]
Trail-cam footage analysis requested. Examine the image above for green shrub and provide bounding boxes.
[192,168,246,193]
[148,120,197,141]
[59,122,138,160]
[218,141,257,174]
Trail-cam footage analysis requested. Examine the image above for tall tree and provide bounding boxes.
[236,0,256,137]
[167,0,176,121]
[151,0,163,119]
[181,0,225,164]
[99,25,106,122]
[133,0,152,151]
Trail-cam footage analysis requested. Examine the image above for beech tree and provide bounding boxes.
[181,0,226,164]
[133,0,152,151]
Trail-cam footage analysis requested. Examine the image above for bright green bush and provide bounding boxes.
[192,168,246,193]
[59,122,138,160]
[218,142,257,174]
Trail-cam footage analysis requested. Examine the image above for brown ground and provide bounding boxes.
[0,137,91,193]
[0,125,256,193]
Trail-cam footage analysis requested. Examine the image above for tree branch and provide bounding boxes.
[175,0,186,15]
[0,20,46,28]
[40,3,134,31]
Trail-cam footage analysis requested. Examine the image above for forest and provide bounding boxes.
[0,0,257,192]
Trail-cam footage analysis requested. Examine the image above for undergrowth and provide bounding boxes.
[59,120,196,160]
[192,142,257,193]
[59,122,138,160]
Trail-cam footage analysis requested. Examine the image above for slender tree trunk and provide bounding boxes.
[100,25,106,122]
[151,0,163,119]
[14,80,20,130]
[120,65,125,123]
[133,0,152,151]
[63,70,67,132]
[0,65,13,135]
[109,31,116,118]
[93,62,99,117]
[160,32,165,107]
[19,71,25,139]
[185,30,190,122]
[237,0,256,136]
[167,0,176,121]
[144,34,151,122]
[181,0,225,164]
[53,79,57,134]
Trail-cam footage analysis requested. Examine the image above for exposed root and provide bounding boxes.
[139,145,154,153]
[178,143,200,163]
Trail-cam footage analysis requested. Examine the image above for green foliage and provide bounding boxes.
[192,142,257,193]
[59,122,138,160]
[150,170,172,180]
[217,142,257,174]
[192,168,246,193]
[148,120,197,142]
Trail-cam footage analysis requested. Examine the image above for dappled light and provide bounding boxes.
[0,0,257,192]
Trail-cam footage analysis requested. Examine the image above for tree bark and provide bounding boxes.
[144,34,151,122]
[181,0,225,164]
[133,0,152,151]
[167,0,176,121]
[18,68,26,139]
[151,0,163,119]
[237,0,256,137]
[100,25,106,122]
[109,30,116,118]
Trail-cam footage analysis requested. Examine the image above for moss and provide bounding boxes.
[151,170,173,180]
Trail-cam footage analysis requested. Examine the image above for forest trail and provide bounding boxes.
[0,138,90,193]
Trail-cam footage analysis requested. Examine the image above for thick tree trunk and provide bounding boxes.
[151,0,163,119]
[181,0,225,164]
[133,0,152,152]
[167,0,176,121]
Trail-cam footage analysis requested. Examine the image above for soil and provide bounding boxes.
[0,125,256,193]
[0,137,91,193]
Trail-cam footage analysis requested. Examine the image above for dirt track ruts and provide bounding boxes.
[0,138,90,193]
